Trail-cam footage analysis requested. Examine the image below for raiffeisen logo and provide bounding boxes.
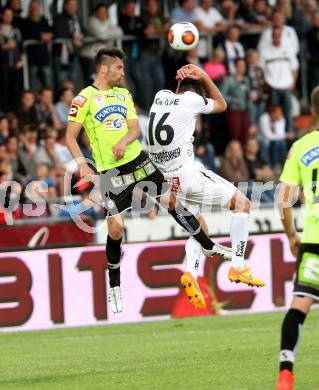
[94,105,127,123]
[301,146,319,166]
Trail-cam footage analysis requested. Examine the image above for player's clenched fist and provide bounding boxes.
[112,140,127,161]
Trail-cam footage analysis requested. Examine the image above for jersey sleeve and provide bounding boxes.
[186,91,214,114]
[68,91,90,124]
[279,145,301,185]
[125,91,138,120]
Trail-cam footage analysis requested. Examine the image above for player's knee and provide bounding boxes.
[230,191,251,213]
[108,222,124,240]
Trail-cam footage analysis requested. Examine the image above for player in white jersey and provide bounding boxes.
[148,64,265,309]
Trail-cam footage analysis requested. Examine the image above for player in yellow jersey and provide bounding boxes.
[66,48,231,313]
[276,86,319,390]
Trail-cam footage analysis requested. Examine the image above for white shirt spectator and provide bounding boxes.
[194,6,224,58]
[259,112,286,141]
[55,143,78,173]
[259,45,299,90]
[80,16,123,58]
[225,40,245,74]
[258,26,299,55]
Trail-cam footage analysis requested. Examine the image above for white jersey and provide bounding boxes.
[148,90,214,173]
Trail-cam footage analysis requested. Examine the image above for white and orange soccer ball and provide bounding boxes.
[168,22,199,51]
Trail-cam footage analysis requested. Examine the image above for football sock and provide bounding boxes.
[279,308,306,372]
[106,235,122,287]
[185,236,202,277]
[230,212,249,270]
[168,208,214,250]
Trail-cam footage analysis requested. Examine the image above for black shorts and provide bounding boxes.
[293,243,319,300]
[100,151,169,217]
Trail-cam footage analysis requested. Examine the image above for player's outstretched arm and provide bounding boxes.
[66,121,96,178]
[176,64,227,113]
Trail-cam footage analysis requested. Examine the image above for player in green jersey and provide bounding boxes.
[66,48,231,314]
[276,86,319,390]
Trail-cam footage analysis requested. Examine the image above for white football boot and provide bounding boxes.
[203,243,232,260]
[109,286,123,314]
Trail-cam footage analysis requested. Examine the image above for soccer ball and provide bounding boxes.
[168,22,199,51]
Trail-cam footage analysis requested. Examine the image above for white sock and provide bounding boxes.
[185,236,202,278]
[230,212,249,270]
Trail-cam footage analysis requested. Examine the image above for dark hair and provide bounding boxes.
[94,2,107,12]
[177,78,206,97]
[93,47,125,73]
[58,87,71,98]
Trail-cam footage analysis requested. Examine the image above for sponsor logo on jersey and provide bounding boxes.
[72,95,87,107]
[154,97,180,106]
[69,105,78,117]
[94,94,104,106]
[94,105,128,123]
[117,94,125,101]
[149,147,181,163]
[105,119,126,130]
[301,146,319,166]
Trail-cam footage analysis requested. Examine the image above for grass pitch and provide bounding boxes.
[0,311,318,390]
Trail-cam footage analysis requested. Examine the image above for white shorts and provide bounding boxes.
[164,161,236,216]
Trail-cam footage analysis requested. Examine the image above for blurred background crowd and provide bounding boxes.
[0,0,317,222]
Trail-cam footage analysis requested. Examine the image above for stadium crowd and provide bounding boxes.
[0,0,317,221]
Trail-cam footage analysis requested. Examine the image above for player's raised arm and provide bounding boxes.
[176,64,227,113]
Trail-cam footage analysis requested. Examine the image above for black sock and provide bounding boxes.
[279,308,306,372]
[106,235,122,287]
[168,208,214,250]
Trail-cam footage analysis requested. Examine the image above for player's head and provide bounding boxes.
[93,48,125,87]
[176,78,205,96]
[311,86,319,119]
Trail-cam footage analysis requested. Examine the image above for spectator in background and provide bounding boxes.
[119,0,145,109]
[223,25,245,74]
[219,140,249,184]
[236,0,269,29]
[55,87,74,125]
[306,11,319,95]
[18,127,38,176]
[259,26,299,132]
[0,7,23,113]
[29,162,56,201]
[204,47,227,85]
[258,10,299,55]
[246,49,266,125]
[194,0,226,62]
[17,90,38,130]
[288,0,311,40]
[171,0,196,23]
[33,132,58,169]
[79,3,123,84]
[36,87,62,133]
[259,104,288,167]
[219,0,238,23]
[254,0,272,25]
[222,58,252,145]
[0,116,10,143]
[6,0,24,31]
[52,0,83,86]
[6,135,27,180]
[141,0,168,110]
[22,0,53,91]
[244,137,275,203]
